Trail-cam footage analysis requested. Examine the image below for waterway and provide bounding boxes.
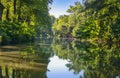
[0,38,120,78]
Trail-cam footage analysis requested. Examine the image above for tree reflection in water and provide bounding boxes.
[0,38,120,78]
[52,38,120,78]
[0,39,52,78]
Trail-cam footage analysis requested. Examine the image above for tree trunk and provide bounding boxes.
[12,69,15,78]
[18,0,22,21]
[14,0,17,14]
[13,0,17,22]
[0,67,4,78]
[0,3,4,21]
[6,8,10,21]
[5,67,9,78]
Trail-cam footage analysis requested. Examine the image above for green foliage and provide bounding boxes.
[0,21,35,44]
[0,0,52,44]
[52,0,120,42]
[52,15,74,38]
[75,18,100,39]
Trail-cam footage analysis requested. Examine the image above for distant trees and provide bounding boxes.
[52,15,71,38]
[0,0,52,44]
[52,0,120,42]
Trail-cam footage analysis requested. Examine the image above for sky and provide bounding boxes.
[49,0,82,18]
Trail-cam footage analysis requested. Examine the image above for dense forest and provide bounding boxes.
[0,0,53,44]
[52,0,120,43]
[0,0,120,45]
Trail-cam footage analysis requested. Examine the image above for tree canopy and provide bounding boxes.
[52,0,120,43]
[0,0,52,44]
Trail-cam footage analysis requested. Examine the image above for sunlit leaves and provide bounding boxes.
[0,0,52,44]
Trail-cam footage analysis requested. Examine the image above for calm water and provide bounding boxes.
[0,38,120,78]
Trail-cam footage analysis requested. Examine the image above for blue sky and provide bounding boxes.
[49,0,82,18]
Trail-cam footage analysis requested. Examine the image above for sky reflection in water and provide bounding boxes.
[47,55,83,78]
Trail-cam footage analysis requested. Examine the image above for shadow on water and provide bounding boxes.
[0,38,120,78]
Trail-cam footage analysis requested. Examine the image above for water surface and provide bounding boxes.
[0,38,120,78]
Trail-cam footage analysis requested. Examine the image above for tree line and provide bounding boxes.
[0,0,52,44]
[52,0,120,43]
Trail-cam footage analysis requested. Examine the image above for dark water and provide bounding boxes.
[0,38,120,78]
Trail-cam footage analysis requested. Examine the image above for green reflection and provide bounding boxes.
[0,39,52,78]
[0,38,120,78]
[52,39,120,78]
